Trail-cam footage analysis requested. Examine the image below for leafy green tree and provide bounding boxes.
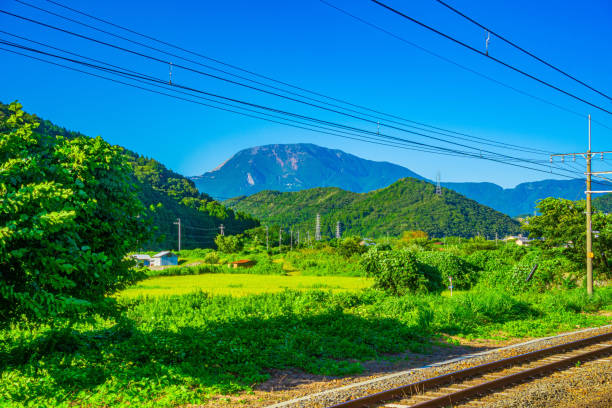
[523,197,611,274]
[214,234,244,253]
[337,236,366,258]
[0,102,151,319]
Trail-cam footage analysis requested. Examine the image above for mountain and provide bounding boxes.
[192,143,601,217]
[0,102,258,250]
[224,178,521,238]
[443,179,589,217]
[190,143,424,199]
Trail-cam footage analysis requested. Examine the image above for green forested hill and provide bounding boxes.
[225,178,521,238]
[0,102,258,250]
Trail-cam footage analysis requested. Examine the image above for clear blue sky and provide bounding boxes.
[1,0,611,188]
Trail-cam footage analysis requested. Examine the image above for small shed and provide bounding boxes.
[131,254,152,266]
[151,251,178,267]
[228,259,255,269]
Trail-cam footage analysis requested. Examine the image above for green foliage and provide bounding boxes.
[0,102,150,320]
[337,236,367,258]
[416,251,479,290]
[0,101,258,251]
[523,197,611,275]
[214,234,244,253]
[361,248,432,295]
[2,286,611,407]
[225,179,522,239]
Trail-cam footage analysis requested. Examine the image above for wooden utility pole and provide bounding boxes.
[173,218,181,251]
[586,116,593,296]
[551,115,612,296]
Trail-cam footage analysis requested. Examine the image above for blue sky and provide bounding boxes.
[1,0,611,188]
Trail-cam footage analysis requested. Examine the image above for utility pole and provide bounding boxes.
[219,224,225,236]
[315,213,321,241]
[551,115,612,296]
[266,225,269,251]
[173,218,181,251]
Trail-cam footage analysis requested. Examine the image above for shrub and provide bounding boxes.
[214,234,244,253]
[361,248,430,295]
[337,236,367,258]
[416,251,479,290]
[203,251,220,264]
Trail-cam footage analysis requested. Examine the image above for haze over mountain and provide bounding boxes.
[192,143,603,216]
[190,144,423,199]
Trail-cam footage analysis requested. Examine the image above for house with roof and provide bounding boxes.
[150,251,178,267]
[131,254,152,266]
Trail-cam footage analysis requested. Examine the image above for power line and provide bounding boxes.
[434,0,612,102]
[0,10,553,163]
[318,0,612,134]
[369,0,612,115]
[0,39,587,180]
[0,19,583,178]
[9,0,573,153]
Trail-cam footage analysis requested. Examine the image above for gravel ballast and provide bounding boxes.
[266,325,612,408]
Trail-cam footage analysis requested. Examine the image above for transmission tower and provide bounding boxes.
[219,224,225,236]
[315,213,321,241]
[335,221,341,239]
[436,172,442,196]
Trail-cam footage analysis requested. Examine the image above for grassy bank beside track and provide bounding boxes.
[1,286,611,408]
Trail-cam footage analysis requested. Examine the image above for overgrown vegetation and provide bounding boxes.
[1,102,611,408]
[2,287,610,407]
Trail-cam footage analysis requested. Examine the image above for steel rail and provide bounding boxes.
[328,331,612,408]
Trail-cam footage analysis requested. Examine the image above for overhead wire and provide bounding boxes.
[0,8,555,164]
[0,38,587,180]
[434,0,612,102]
[319,0,612,134]
[9,0,570,154]
[369,0,612,115]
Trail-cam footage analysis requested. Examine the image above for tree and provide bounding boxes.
[337,236,367,258]
[214,234,244,253]
[0,102,151,319]
[523,197,611,273]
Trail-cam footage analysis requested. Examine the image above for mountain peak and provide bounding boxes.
[191,143,423,199]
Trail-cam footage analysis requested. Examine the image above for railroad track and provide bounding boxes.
[328,331,612,408]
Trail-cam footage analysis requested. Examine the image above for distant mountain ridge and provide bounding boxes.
[192,143,606,216]
[442,179,589,216]
[190,143,423,199]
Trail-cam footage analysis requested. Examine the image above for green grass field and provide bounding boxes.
[119,273,373,297]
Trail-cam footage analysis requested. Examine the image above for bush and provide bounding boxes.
[0,102,150,320]
[361,248,431,295]
[416,251,479,290]
[214,234,244,253]
[337,236,367,258]
[203,251,220,264]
